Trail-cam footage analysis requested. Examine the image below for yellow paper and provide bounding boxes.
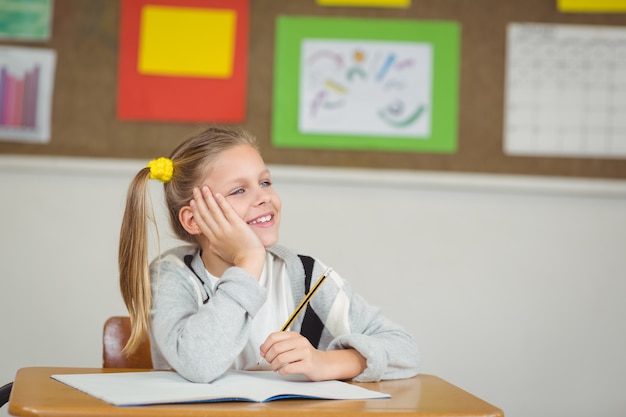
[316,0,410,8]
[558,0,626,12]
[138,6,236,78]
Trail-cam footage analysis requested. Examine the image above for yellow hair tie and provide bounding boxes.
[147,157,174,183]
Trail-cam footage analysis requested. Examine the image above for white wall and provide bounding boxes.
[1,155,625,417]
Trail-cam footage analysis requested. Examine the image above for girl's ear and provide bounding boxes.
[179,206,201,235]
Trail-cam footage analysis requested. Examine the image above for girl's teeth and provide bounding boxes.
[250,215,271,225]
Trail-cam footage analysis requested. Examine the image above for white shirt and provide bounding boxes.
[205,252,294,370]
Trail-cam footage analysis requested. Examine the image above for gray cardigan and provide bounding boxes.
[149,245,420,383]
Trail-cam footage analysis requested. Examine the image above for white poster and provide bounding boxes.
[504,23,626,158]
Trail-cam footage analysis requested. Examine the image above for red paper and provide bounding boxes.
[117,0,249,122]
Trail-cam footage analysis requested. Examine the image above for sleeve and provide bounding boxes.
[321,268,420,382]
[150,259,267,383]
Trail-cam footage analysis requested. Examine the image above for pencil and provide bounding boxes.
[281,267,333,331]
[257,267,333,365]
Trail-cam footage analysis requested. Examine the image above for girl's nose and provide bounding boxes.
[254,186,271,206]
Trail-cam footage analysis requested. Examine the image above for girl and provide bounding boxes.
[119,126,419,383]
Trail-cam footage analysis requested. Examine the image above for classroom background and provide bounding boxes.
[1,1,626,417]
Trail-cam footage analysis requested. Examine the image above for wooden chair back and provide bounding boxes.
[103,316,153,368]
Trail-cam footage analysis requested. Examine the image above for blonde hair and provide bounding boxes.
[118,126,258,355]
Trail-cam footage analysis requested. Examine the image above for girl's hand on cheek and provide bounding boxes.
[191,186,265,277]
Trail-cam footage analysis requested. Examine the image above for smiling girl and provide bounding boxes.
[118,126,419,383]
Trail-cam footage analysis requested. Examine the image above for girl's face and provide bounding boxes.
[204,144,281,248]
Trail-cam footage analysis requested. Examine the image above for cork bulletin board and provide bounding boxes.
[1,0,626,179]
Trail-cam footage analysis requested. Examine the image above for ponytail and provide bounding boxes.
[118,167,153,355]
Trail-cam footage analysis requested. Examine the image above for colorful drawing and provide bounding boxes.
[299,39,432,138]
[0,46,56,143]
[273,16,460,153]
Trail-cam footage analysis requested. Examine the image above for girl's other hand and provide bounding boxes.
[259,332,326,381]
[259,332,366,382]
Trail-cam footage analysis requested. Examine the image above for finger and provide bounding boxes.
[272,347,319,378]
[270,349,304,371]
[213,192,245,225]
[191,188,219,236]
[268,348,297,372]
[276,360,307,377]
[264,333,310,366]
[195,186,235,236]
[200,186,228,226]
[260,332,298,357]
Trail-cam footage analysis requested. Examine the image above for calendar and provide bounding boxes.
[504,23,626,159]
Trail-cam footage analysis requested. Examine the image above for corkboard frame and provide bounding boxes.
[0,0,625,180]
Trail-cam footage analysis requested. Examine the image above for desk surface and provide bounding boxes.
[9,367,504,417]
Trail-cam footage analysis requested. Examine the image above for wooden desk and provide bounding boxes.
[9,367,504,417]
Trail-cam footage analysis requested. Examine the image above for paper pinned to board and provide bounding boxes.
[558,0,626,12]
[316,0,410,7]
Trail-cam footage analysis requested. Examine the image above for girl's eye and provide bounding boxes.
[230,188,245,196]
[260,180,272,188]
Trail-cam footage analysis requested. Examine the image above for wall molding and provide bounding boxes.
[1,154,625,198]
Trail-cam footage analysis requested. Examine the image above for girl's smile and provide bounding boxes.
[247,214,275,226]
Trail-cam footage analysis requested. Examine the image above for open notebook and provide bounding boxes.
[52,370,390,406]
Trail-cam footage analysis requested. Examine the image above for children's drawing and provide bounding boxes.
[0,46,56,143]
[298,39,432,138]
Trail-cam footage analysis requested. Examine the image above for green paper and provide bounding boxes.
[0,0,52,41]
[272,16,460,153]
